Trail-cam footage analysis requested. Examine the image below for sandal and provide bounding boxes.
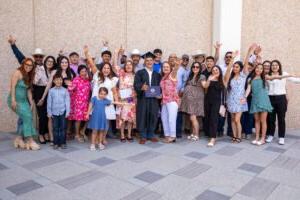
[75,135,84,143]
[191,135,199,141]
[235,138,242,143]
[126,137,134,142]
[232,137,237,143]
[120,138,126,143]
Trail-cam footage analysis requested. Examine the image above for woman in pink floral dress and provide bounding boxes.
[68,65,91,142]
[115,60,136,142]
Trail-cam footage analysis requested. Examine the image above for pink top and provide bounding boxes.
[68,76,91,121]
[160,75,179,105]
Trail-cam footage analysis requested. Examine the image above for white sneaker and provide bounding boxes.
[266,136,274,143]
[278,138,285,145]
[187,134,195,140]
[99,143,105,150]
[251,140,258,145]
[90,144,96,151]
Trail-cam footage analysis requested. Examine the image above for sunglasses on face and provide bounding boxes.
[34,55,44,59]
[192,65,200,69]
[25,63,33,67]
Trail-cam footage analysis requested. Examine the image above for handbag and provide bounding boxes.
[219,89,226,117]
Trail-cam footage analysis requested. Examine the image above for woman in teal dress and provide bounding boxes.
[7,58,40,150]
[244,64,273,146]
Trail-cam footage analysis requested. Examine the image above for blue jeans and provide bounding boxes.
[52,113,66,146]
[176,112,183,137]
[217,113,233,136]
[242,111,254,135]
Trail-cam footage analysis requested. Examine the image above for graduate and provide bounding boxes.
[134,52,162,144]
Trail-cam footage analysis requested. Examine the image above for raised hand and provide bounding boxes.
[232,50,239,58]
[254,45,262,55]
[8,35,16,45]
[214,41,222,50]
[83,45,89,55]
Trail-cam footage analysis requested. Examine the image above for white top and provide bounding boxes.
[145,67,153,86]
[219,63,229,77]
[92,71,118,119]
[267,72,300,95]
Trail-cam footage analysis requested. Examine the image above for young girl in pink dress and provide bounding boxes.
[68,65,91,142]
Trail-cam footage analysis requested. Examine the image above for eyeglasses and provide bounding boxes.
[192,65,200,69]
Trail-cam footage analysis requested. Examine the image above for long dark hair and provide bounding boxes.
[270,60,283,75]
[249,64,266,88]
[18,58,36,87]
[212,65,224,89]
[56,56,75,80]
[97,62,116,84]
[186,62,202,86]
[228,61,244,91]
[43,56,57,78]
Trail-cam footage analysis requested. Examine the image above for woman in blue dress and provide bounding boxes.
[224,45,255,143]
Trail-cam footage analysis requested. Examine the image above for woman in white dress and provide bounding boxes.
[84,45,118,145]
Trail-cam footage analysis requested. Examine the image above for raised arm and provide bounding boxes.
[171,58,181,79]
[243,43,257,74]
[8,35,25,64]
[224,50,239,87]
[112,47,123,75]
[214,41,222,63]
[265,74,294,80]
[83,45,98,74]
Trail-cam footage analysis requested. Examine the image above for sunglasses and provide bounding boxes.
[192,65,200,69]
[25,63,33,67]
[34,55,44,59]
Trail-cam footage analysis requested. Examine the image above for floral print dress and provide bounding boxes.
[116,69,136,128]
[68,76,91,121]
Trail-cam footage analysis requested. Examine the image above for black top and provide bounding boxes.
[205,80,223,104]
[202,68,212,79]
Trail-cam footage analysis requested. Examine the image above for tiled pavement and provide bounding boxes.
[1,130,300,200]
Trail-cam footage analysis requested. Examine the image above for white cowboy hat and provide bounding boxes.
[130,49,141,56]
[32,48,45,56]
[192,50,206,57]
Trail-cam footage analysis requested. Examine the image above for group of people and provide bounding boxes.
[6,35,300,151]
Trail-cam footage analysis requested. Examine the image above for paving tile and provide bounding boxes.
[127,150,161,163]
[238,163,265,174]
[121,188,162,200]
[57,146,80,153]
[90,157,116,167]
[144,142,164,149]
[271,155,300,170]
[34,161,91,182]
[6,180,43,196]
[195,190,230,200]
[173,162,211,179]
[0,163,8,170]
[57,170,107,190]
[286,134,300,140]
[266,184,300,200]
[134,171,164,184]
[215,146,243,156]
[184,152,207,160]
[22,156,66,170]
[72,176,138,200]
[238,177,279,200]
[264,146,286,153]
